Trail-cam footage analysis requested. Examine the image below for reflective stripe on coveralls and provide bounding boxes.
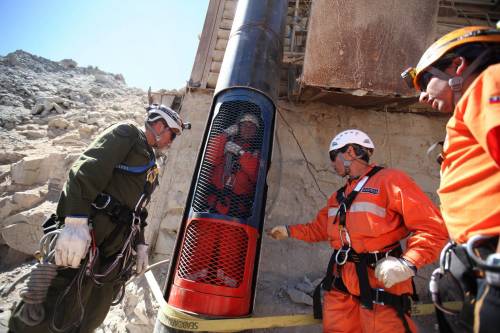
[290,166,448,333]
[312,166,417,333]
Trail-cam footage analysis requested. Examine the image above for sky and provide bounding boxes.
[0,0,209,90]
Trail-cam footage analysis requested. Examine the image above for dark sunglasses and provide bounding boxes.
[329,150,340,162]
[417,71,434,92]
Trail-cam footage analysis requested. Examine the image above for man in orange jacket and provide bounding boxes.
[205,113,260,218]
[184,113,261,287]
[402,25,500,333]
[267,129,448,333]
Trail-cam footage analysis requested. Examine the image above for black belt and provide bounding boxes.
[321,245,403,295]
[313,245,414,333]
[336,245,403,268]
[92,193,134,224]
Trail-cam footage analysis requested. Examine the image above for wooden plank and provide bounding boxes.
[212,50,225,62]
[200,0,229,89]
[207,72,219,88]
[210,60,222,73]
[215,38,228,51]
[189,0,223,88]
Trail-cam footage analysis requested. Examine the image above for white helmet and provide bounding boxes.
[239,113,260,128]
[329,129,375,152]
[146,104,183,135]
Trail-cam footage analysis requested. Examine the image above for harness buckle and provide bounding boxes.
[92,194,111,210]
[373,288,385,305]
[335,246,351,265]
[372,250,390,263]
[131,213,140,226]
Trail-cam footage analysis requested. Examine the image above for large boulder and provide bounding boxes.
[0,106,31,129]
[59,59,77,69]
[31,96,66,116]
[1,201,56,255]
[10,152,79,187]
[48,117,71,130]
[0,185,48,219]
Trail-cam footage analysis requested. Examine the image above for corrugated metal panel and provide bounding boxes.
[302,0,439,96]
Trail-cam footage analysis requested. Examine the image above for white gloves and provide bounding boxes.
[224,125,239,136]
[375,256,415,288]
[55,217,91,268]
[266,225,289,240]
[224,141,243,156]
[135,244,149,275]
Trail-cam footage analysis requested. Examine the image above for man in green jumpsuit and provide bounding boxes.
[9,104,188,333]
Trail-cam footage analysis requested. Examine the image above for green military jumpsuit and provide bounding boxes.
[9,122,157,333]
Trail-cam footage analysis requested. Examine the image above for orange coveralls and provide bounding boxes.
[438,63,500,244]
[289,166,448,333]
[205,132,259,216]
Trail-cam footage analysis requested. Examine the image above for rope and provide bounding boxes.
[17,231,60,327]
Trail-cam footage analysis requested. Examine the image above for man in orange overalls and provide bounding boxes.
[184,113,260,287]
[205,113,260,218]
[267,129,448,333]
[402,25,500,333]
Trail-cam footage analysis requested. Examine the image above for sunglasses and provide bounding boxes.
[329,150,340,162]
[417,71,434,92]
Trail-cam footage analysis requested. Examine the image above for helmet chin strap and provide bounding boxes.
[338,154,353,178]
[146,122,164,148]
[430,49,492,109]
[338,151,370,179]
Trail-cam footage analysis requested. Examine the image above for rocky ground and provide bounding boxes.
[0,50,170,332]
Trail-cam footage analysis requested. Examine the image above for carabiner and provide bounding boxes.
[339,227,351,248]
[335,246,351,265]
[466,234,500,272]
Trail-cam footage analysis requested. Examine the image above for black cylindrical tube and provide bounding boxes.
[215,0,287,102]
[158,1,287,330]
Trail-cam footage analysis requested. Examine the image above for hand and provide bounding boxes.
[224,141,243,156]
[223,125,239,136]
[266,226,289,240]
[375,256,415,288]
[135,244,149,275]
[54,217,91,268]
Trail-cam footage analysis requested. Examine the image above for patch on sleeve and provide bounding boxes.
[361,187,379,195]
[489,96,500,104]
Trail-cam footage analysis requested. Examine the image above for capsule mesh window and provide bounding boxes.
[192,100,264,219]
[177,220,249,288]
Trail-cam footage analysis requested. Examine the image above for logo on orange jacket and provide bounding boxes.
[361,187,379,195]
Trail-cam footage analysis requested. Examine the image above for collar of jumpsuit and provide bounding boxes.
[345,163,376,188]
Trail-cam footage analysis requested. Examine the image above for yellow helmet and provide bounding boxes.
[402,26,500,91]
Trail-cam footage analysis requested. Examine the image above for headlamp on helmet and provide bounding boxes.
[401,67,417,89]
[402,26,500,92]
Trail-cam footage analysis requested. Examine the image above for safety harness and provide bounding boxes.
[430,236,499,332]
[86,158,159,285]
[312,166,416,333]
[45,157,159,332]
